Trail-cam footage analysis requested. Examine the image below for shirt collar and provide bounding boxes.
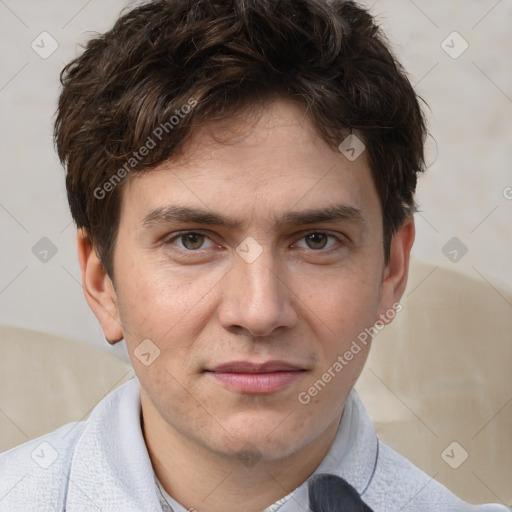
[65,377,163,510]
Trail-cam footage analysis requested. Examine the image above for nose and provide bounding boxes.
[217,245,298,337]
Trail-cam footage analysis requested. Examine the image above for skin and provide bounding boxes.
[77,99,414,512]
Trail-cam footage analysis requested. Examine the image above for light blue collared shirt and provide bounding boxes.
[0,377,508,511]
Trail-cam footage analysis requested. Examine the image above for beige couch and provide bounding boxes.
[0,260,510,506]
[356,260,511,505]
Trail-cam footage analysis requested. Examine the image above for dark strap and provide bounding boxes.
[308,474,374,512]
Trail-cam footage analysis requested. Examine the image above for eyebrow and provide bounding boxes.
[140,203,368,231]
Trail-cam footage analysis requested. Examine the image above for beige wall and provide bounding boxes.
[0,0,511,362]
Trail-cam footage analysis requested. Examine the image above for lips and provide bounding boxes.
[208,360,303,373]
[205,360,306,394]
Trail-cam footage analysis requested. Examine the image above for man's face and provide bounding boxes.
[92,100,403,462]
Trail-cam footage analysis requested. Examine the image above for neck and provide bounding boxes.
[141,397,343,512]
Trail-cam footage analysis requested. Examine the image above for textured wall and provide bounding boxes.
[1,0,511,362]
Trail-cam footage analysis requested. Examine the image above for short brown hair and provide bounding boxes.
[55,0,426,279]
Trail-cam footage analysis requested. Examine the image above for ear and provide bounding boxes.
[77,228,124,344]
[377,216,415,325]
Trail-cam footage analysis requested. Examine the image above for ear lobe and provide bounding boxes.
[77,229,124,344]
[378,216,415,324]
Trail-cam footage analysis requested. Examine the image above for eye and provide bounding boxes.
[295,232,342,251]
[165,231,216,251]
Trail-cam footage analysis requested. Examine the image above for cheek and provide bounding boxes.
[297,267,381,403]
[301,265,382,338]
[116,261,220,341]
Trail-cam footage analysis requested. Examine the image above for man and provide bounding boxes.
[0,0,508,511]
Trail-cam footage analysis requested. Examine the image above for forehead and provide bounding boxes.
[120,99,381,229]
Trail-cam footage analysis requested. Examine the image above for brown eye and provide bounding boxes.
[305,233,329,250]
[165,232,215,251]
[294,232,341,252]
[180,233,206,250]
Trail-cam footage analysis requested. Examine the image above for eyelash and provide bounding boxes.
[163,230,345,253]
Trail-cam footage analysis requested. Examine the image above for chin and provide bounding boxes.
[209,416,315,462]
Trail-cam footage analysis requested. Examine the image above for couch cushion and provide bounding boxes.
[0,324,133,452]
